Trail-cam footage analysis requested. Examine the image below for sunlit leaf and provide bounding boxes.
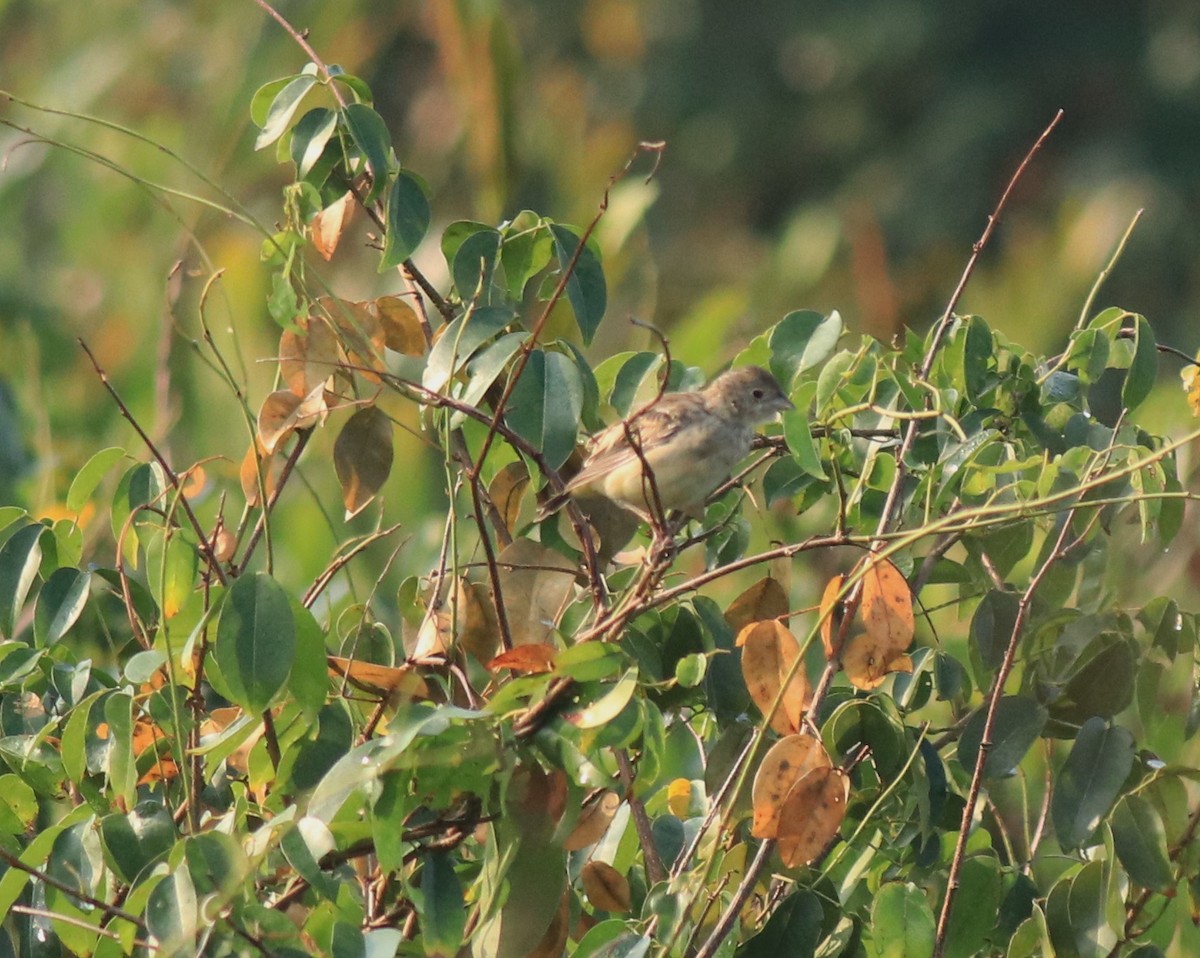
[724,576,789,635]
[751,733,830,838]
[373,294,426,355]
[341,102,392,200]
[309,190,354,261]
[819,573,847,659]
[776,766,849,868]
[738,619,810,735]
[333,405,394,520]
[254,73,317,149]
[488,644,558,674]
[280,313,341,398]
[860,554,914,650]
[66,446,126,512]
[256,383,327,454]
[33,566,89,645]
[289,106,337,178]
[841,632,913,690]
[0,522,43,639]
[868,882,936,958]
[506,349,585,470]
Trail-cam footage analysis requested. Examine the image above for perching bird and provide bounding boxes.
[538,365,793,521]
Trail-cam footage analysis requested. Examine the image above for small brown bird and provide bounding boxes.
[539,365,793,520]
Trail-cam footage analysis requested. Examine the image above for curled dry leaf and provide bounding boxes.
[564,790,620,851]
[280,314,341,398]
[410,608,453,660]
[372,295,426,356]
[776,766,850,868]
[309,190,355,261]
[581,861,632,914]
[319,296,386,382]
[240,438,277,508]
[257,382,328,454]
[725,576,790,635]
[327,656,432,699]
[738,620,811,735]
[488,644,558,674]
[333,405,394,520]
[751,733,830,839]
[841,632,914,690]
[819,573,847,659]
[860,554,914,650]
[180,465,207,500]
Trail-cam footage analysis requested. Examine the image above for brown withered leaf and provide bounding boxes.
[751,733,830,839]
[841,632,914,691]
[333,405,394,520]
[776,766,849,868]
[488,643,559,674]
[410,608,453,660]
[240,439,277,508]
[564,790,620,851]
[320,297,386,382]
[738,620,811,735]
[495,539,577,646]
[256,383,327,454]
[581,861,631,914]
[327,656,432,699]
[372,295,426,356]
[456,578,500,665]
[280,314,341,398]
[725,576,789,634]
[860,555,914,651]
[489,461,531,536]
[309,190,355,261]
[819,574,847,660]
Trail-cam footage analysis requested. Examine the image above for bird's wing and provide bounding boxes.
[565,398,698,492]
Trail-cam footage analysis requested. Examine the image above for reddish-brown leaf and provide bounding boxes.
[725,576,789,634]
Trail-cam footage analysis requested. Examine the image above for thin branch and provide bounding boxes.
[79,339,229,586]
[235,427,312,575]
[615,748,667,885]
[0,846,145,930]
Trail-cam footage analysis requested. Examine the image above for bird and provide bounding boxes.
[538,365,794,521]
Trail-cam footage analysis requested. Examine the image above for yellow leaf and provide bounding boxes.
[860,554,914,651]
[738,620,810,735]
[333,405,394,520]
[581,861,631,913]
[819,574,847,660]
[841,632,914,690]
[309,190,354,261]
[240,439,276,507]
[725,576,789,635]
[1182,363,1200,417]
[667,778,693,817]
[776,767,849,868]
[372,295,426,356]
[256,383,327,454]
[750,733,830,839]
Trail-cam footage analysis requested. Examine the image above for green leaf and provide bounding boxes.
[943,855,1002,958]
[290,107,338,178]
[737,889,823,958]
[422,850,465,958]
[185,832,247,898]
[501,213,554,299]
[61,690,106,784]
[341,102,393,200]
[0,804,91,919]
[572,922,651,958]
[1121,314,1156,411]
[145,530,198,620]
[380,171,431,270]
[1007,906,1053,958]
[868,882,935,958]
[423,306,516,393]
[104,692,136,808]
[969,589,1021,676]
[212,572,296,714]
[550,224,606,345]
[472,830,565,958]
[255,74,318,150]
[1052,718,1135,850]
[957,695,1047,779]
[768,309,843,386]
[99,801,176,884]
[963,314,993,399]
[506,349,584,470]
[33,566,89,645]
[145,866,199,952]
[783,381,825,479]
[1066,860,1119,957]
[452,228,502,303]
[0,522,43,639]
[290,600,330,722]
[1111,793,1173,892]
[66,446,126,512]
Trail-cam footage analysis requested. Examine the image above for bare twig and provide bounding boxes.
[615,748,667,885]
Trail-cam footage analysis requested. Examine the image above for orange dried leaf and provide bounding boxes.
[564,790,620,851]
[750,733,830,839]
[738,620,810,735]
[321,297,385,382]
[860,555,914,651]
[281,314,341,397]
[373,295,426,356]
[581,861,631,913]
[488,644,559,674]
[327,656,432,698]
[819,574,847,659]
[489,461,531,536]
[776,767,849,868]
[240,440,277,508]
[841,632,914,690]
[181,465,207,500]
[256,383,327,454]
[333,405,394,520]
[309,190,354,261]
[725,576,789,634]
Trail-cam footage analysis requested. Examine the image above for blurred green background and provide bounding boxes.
[2,0,1199,578]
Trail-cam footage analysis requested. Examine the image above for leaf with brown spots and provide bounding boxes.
[776,766,849,867]
[725,576,789,634]
[489,461,531,536]
[738,620,810,735]
[841,632,914,690]
[751,733,830,839]
[860,554,914,650]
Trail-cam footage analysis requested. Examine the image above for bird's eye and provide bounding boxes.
[752,388,765,399]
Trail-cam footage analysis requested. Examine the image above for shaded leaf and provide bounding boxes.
[506,349,585,470]
[1053,718,1136,850]
[1111,793,1173,892]
[280,313,341,398]
[868,882,936,958]
[751,733,830,838]
[582,861,631,913]
[341,102,392,200]
[776,766,849,868]
[550,224,606,345]
[380,170,431,270]
[334,405,394,520]
[373,295,426,355]
[564,790,620,851]
[738,619,810,735]
[212,572,296,714]
[958,695,1047,779]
